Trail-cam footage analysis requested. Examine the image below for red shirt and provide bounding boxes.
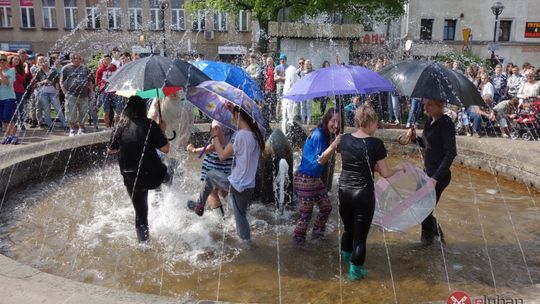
[264,66,275,93]
[13,70,31,94]
[96,63,117,92]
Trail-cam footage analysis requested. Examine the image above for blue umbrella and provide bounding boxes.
[192,60,264,101]
[283,64,395,102]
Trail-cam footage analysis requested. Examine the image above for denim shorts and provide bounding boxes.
[0,99,16,123]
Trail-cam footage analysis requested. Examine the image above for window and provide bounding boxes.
[0,5,12,28]
[128,0,142,30]
[443,19,456,40]
[192,10,205,31]
[499,20,512,42]
[234,10,248,32]
[20,0,35,28]
[170,0,184,30]
[420,18,433,40]
[214,11,226,31]
[149,1,162,30]
[64,0,78,29]
[86,0,100,29]
[107,0,121,30]
[42,0,56,28]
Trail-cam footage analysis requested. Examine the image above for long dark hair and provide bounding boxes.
[315,107,340,143]
[8,55,24,75]
[121,95,147,126]
[234,105,265,152]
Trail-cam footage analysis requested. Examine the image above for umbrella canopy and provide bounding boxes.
[116,86,182,98]
[192,60,264,101]
[186,81,266,137]
[106,55,210,93]
[282,64,395,102]
[379,61,484,107]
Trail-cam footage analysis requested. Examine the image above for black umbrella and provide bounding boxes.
[379,61,484,107]
[106,55,210,92]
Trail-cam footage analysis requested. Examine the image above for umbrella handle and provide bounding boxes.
[168,130,176,141]
[397,126,415,145]
[198,136,215,159]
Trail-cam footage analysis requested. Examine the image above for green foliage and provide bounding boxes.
[435,50,487,69]
[87,51,103,74]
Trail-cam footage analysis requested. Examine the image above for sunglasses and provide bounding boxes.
[0,58,7,62]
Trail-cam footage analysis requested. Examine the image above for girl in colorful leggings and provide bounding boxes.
[293,108,341,246]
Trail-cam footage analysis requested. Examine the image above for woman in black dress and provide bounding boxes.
[108,95,170,242]
[407,98,457,245]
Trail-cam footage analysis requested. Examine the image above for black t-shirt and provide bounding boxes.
[109,118,168,174]
[338,134,387,191]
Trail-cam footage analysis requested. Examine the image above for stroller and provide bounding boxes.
[511,99,540,140]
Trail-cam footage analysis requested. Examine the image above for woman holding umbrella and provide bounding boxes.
[406,98,457,245]
[187,102,264,246]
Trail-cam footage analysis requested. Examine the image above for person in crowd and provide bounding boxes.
[293,108,341,246]
[110,47,121,68]
[299,59,313,125]
[452,61,463,74]
[480,72,495,100]
[344,95,361,126]
[263,56,276,123]
[517,70,540,103]
[318,60,332,115]
[119,52,132,66]
[507,66,525,98]
[491,97,519,138]
[337,105,403,280]
[281,65,299,130]
[96,54,118,128]
[108,95,169,243]
[245,54,260,81]
[17,49,30,74]
[60,52,93,136]
[405,97,423,128]
[504,63,514,77]
[407,98,457,244]
[296,57,305,76]
[8,55,31,130]
[0,53,18,144]
[187,103,264,246]
[491,64,507,103]
[465,64,478,87]
[274,54,289,120]
[257,53,268,89]
[387,91,401,125]
[467,94,496,138]
[132,53,141,60]
[33,55,67,131]
[187,120,233,216]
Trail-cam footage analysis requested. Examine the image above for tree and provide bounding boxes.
[186,0,407,52]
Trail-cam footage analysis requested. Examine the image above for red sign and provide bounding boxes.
[525,22,540,38]
[19,0,33,6]
[0,0,11,6]
[355,33,386,45]
[448,291,471,304]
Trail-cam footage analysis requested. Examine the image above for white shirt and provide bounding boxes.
[228,129,260,192]
[482,82,495,98]
[517,81,540,100]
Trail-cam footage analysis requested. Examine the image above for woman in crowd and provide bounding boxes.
[0,53,17,144]
[293,108,341,246]
[187,120,234,216]
[8,55,31,130]
[517,70,540,103]
[108,95,170,243]
[407,98,457,244]
[33,55,67,131]
[299,59,313,125]
[187,103,264,246]
[464,64,478,88]
[336,105,403,280]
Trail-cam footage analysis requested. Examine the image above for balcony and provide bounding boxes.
[268,21,364,39]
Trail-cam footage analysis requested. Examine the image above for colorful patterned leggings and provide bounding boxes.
[293,172,332,243]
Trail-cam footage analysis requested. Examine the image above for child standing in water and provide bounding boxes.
[335,105,402,280]
[293,108,342,246]
[187,104,264,245]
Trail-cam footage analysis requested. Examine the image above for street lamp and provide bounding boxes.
[490,1,504,66]
[160,0,169,56]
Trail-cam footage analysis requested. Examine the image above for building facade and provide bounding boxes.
[400,0,540,67]
[0,0,254,60]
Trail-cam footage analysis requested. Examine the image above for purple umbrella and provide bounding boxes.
[283,64,395,102]
[186,81,266,137]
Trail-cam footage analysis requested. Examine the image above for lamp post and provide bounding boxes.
[490,1,504,66]
[160,0,169,56]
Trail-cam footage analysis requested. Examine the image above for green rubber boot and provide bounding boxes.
[348,263,368,281]
[341,250,352,265]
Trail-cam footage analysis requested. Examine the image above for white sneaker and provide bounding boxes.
[77,128,85,135]
[69,129,76,137]
[405,123,410,128]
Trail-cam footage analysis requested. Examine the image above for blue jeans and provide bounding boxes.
[407,98,423,125]
[40,92,67,128]
[387,92,400,121]
[467,110,488,134]
[15,92,24,125]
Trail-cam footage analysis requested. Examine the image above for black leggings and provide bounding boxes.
[338,187,375,266]
[421,173,451,233]
[126,187,149,228]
